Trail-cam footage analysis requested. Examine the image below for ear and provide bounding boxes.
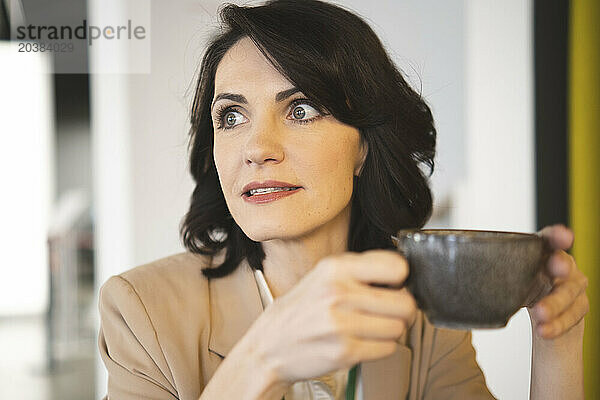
[354,139,368,177]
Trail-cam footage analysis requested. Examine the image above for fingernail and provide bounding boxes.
[535,305,545,319]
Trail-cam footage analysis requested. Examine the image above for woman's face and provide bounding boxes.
[211,37,367,242]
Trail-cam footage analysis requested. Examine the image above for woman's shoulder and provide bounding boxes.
[98,251,221,398]
[99,251,216,327]
[115,251,212,292]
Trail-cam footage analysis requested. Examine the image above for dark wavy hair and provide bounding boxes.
[179,0,436,279]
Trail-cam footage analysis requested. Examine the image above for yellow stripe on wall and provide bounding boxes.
[569,0,600,397]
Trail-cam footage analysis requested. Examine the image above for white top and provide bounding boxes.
[253,269,363,400]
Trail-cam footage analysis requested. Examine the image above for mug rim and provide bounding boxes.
[391,229,541,244]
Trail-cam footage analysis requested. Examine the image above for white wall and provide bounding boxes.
[456,1,535,399]
[90,0,533,398]
[0,44,54,316]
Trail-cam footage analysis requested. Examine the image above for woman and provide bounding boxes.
[98,0,589,399]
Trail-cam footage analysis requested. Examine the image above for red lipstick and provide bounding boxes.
[241,180,303,204]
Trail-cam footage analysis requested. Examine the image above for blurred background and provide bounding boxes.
[0,0,597,399]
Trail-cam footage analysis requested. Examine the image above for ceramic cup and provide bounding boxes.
[391,229,554,329]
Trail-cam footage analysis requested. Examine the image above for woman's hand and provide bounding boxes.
[528,224,589,340]
[243,250,416,385]
[527,224,587,399]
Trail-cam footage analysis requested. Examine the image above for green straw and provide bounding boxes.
[346,363,358,400]
[281,363,359,400]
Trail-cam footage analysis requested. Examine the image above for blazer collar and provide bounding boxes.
[207,250,412,399]
[207,250,264,359]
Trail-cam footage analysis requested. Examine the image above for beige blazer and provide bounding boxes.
[98,250,496,400]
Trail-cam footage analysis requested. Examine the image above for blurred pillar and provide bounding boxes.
[534,0,569,228]
[569,0,600,397]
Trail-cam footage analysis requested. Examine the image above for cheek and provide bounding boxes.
[213,143,236,194]
[304,138,358,179]
[296,144,356,204]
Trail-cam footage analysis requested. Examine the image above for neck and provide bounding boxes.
[261,205,352,298]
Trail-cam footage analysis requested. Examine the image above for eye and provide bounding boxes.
[287,99,324,124]
[214,106,247,130]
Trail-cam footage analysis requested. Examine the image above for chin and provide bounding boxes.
[240,222,311,242]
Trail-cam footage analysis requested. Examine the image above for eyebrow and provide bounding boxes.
[211,87,301,112]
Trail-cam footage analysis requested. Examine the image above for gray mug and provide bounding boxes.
[391,229,554,330]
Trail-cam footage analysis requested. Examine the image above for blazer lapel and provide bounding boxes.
[207,251,264,359]
[360,330,412,400]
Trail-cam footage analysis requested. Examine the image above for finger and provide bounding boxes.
[345,337,397,364]
[336,308,407,340]
[342,250,409,287]
[545,250,575,279]
[537,224,574,251]
[340,284,417,324]
[537,292,589,339]
[531,276,586,322]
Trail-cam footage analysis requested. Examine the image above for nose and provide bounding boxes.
[244,113,284,166]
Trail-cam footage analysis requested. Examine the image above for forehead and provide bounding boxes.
[214,37,293,95]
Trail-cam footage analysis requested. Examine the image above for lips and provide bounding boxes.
[241,180,302,196]
[242,187,302,204]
